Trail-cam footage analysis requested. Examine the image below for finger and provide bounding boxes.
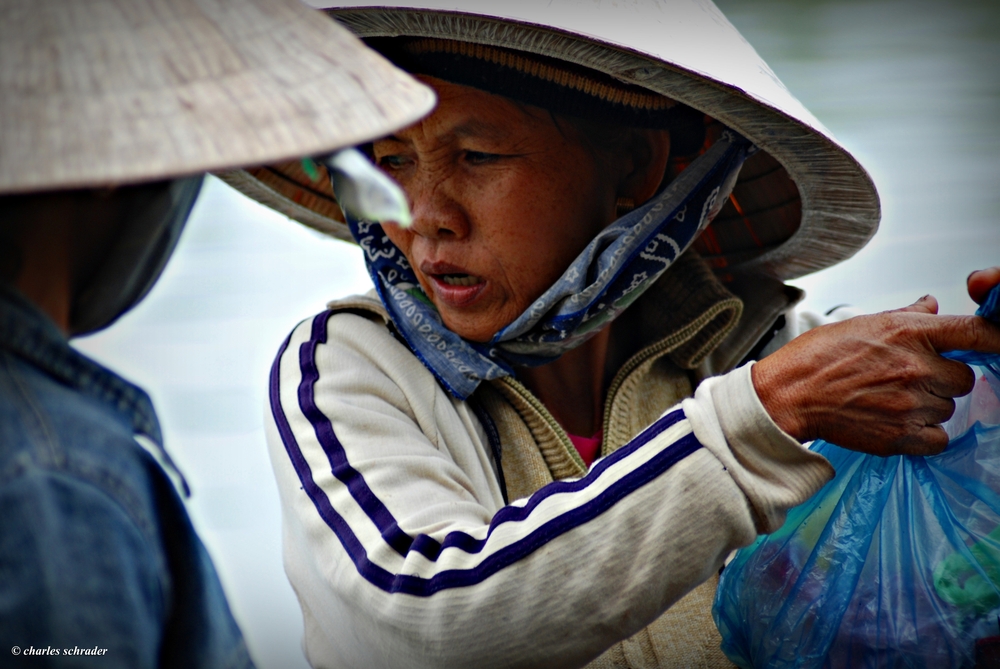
[896,425,950,457]
[926,358,976,399]
[920,394,957,427]
[923,314,1000,355]
[895,294,939,315]
[968,267,1000,304]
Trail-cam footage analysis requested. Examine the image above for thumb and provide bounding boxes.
[895,294,939,315]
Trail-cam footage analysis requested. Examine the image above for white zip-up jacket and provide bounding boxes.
[265,261,835,669]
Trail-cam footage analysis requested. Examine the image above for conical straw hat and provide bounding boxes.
[0,0,436,195]
[223,0,879,281]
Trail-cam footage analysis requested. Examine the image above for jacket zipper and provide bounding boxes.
[498,375,588,473]
[500,342,679,469]
[601,338,680,457]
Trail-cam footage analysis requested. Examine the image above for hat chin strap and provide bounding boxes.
[70,176,203,337]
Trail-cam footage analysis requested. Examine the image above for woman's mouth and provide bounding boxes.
[440,273,482,287]
[422,263,487,308]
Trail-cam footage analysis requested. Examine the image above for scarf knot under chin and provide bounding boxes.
[346,128,755,399]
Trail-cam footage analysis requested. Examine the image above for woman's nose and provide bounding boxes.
[407,177,470,241]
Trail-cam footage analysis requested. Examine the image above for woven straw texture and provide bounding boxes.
[223,1,880,281]
[0,0,435,194]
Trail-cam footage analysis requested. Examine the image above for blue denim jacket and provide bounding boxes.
[0,284,255,668]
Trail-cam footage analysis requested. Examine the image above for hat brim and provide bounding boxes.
[0,0,435,195]
[222,3,879,281]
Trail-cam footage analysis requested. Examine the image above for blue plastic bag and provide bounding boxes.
[714,286,1000,668]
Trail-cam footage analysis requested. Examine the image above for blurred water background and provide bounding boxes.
[75,2,1000,667]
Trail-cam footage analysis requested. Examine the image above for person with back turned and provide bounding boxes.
[0,0,434,666]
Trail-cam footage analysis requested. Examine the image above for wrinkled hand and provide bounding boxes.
[753,267,1000,457]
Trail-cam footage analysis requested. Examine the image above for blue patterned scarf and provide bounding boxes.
[345,129,755,399]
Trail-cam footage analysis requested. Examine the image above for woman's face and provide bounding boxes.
[373,77,619,342]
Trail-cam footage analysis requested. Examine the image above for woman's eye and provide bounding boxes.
[377,155,410,171]
[464,151,500,165]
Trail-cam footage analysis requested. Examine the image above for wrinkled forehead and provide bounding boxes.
[375,75,591,151]
[366,38,709,175]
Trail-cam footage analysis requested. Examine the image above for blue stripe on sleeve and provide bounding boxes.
[269,311,701,595]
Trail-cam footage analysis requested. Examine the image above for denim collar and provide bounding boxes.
[0,281,164,451]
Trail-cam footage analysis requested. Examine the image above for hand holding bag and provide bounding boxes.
[714,285,1000,669]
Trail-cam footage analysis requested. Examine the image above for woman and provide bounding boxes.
[228,2,1000,667]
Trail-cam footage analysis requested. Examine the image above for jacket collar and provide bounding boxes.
[601,249,744,382]
[0,281,163,447]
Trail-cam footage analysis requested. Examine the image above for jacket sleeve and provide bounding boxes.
[265,310,834,669]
